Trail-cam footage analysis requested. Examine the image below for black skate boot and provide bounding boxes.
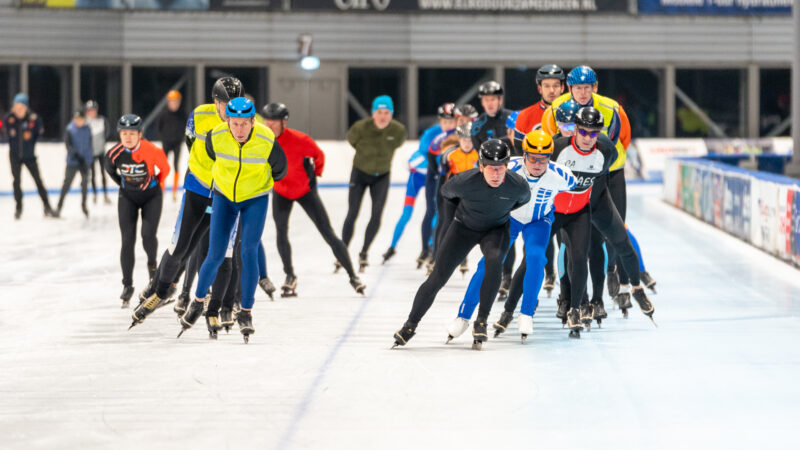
[177,298,205,338]
[472,317,489,350]
[120,285,134,309]
[281,274,298,297]
[174,291,190,316]
[392,321,417,348]
[497,273,511,302]
[333,260,342,273]
[617,286,632,319]
[416,250,430,269]
[129,293,165,330]
[358,252,368,273]
[259,277,276,300]
[632,287,656,325]
[556,293,569,325]
[220,307,234,333]
[607,267,620,298]
[591,298,608,327]
[205,313,222,339]
[155,284,178,310]
[640,271,657,294]
[237,310,254,343]
[567,308,582,339]
[459,259,469,277]
[543,272,556,297]
[382,247,396,264]
[493,311,514,338]
[425,259,435,276]
[580,302,594,331]
[349,276,366,295]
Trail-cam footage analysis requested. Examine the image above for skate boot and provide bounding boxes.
[129,293,165,329]
[220,307,234,333]
[607,267,620,298]
[493,311,514,338]
[616,285,632,319]
[425,259,435,276]
[518,313,533,343]
[416,250,430,269]
[358,252,368,273]
[543,273,556,297]
[259,277,276,300]
[556,293,569,325]
[177,298,206,338]
[567,308,582,339]
[205,314,222,339]
[632,287,656,325]
[349,276,366,295]
[174,291,190,316]
[281,274,298,298]
[392,321,417,348]
[120,285,134,309]
[333,260,342,273]
[237,310,254,343]
[497,273,511,302]
[472,317,489,350]
[459,259,469,277]
[640,271,657,294]
[580,302,594,331]
[382,247,396,264]
[155,284,178,310]
[591,298,608,327]
[446,317,469,343]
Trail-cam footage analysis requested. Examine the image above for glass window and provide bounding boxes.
[0,65,20,123]
[205,67,268,111]
[418,68,491,135]
[759,68,790,137]
[81,65,122,128]
[29,65,73,139]
[348,67,405,128]
[595,69,660,138]
[675,69,743,138]
[132,66,195,140]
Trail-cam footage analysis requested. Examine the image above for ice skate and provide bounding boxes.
[120,285,134,309]
[492,311,513,338]
[580,302,594,331]
[425,259,435,276]
[591,298,607,327]
[174,291,190,316]
[518,313,533,343]
[632,287,657,326]
[496,273,510,302]
[258,277,276,300]
[472,318,488,350]
[220,307,234,333]
[349,276,366,295]
[459,259,469,277]
[177,298,205,338]
[382,247,396,264]
[617,284,632,319]
[206,314,222,339]
[358,252,368,273]
[129,293,164,329]
[333,260,342,273]
[607,267,620,297]
[415,250,430,269]
[446,317,469,343]
[392,321,417,348]
[542,273,556,297]
[237,310,254,343]
[556,293,569,325]
[281,274,298,298]
[640,271,657,294]
[567,308,582,339]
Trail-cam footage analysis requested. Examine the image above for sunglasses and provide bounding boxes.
[525,153,551,163]
[557,122,575,132]
[577,128,599,138]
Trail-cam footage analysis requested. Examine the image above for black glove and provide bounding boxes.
[303,157,317,190]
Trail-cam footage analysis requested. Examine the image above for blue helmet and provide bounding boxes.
[566,66,597,86]
[555,100,581,124]
[505,110,519,131]
[226,97,255,118]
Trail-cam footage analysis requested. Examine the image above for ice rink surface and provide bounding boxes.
[1,181,799,450]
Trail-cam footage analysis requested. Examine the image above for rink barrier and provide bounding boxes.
[663,157,800,267]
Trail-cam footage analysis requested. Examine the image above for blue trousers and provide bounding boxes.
[390,171,426,249]
[195,192,269,310]
[458,216,552,318]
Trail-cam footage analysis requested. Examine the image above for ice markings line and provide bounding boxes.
[276,267,388,450]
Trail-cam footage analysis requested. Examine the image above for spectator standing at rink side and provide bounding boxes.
[156,90,188,202]
[55,109,93,218]
[84,100,112,205]
[340,95,406,273]
[2,93,56,219]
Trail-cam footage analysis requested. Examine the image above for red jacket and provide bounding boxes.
[273,128,325,200]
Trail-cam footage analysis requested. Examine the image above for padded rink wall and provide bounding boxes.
[663,157,800,268]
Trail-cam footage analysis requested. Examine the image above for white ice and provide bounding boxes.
[1,144,799,450]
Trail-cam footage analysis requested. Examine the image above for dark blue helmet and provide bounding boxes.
[566,66,597,86]
[117,114,142,132]
[556,100,581,124]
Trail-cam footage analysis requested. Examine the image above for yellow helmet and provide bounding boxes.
[522,130,554,155]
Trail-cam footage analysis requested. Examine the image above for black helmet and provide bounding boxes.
[573,107,604,131]
[437,102,456,119]
[479,139,510,166]
[84,100,99,111]
[211,77,243,103]
[478,81,504,98]
[263,102,289,120]
[117,114,142,132]
[535,64,565,84]
[455,104,478,119]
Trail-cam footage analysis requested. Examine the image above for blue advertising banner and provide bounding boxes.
[638,0,790,15]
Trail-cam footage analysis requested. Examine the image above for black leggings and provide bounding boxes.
[408,220,509,324]
[274,190,356,278]
[57,165,90,210]
[10,156,52,212]
[341,167,390,255]
[181,225,233,307]
[422,152,439,253]
[118,189,163,286]
[589,168,630,292]
[589,187,640,287]
[163,140,182,172]
[90,155,108,196]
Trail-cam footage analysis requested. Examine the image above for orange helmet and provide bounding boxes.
[166,90,182,101]
[522,130,554,155]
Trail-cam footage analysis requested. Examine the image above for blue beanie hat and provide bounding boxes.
[371,95,394,114]
[13,93,29,107]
